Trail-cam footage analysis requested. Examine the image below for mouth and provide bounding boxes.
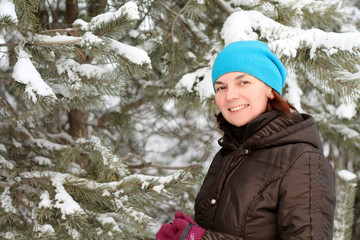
[229,104,249,112]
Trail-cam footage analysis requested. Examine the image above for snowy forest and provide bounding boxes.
[0,0,359,239]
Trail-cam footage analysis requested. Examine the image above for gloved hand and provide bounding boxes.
[174,211,196,224]
[155,212,206,240]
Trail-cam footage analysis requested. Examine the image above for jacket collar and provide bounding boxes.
[218,111,315,151]
[218,110,284,149]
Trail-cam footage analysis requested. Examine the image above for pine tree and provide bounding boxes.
[0,1,196,239]
[1,0,360,239]
[334,170,358,240]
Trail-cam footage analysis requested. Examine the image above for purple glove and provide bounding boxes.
[156,212,206,240]
[175,211,197,224]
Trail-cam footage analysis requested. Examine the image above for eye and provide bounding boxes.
[216,86,226,92]
[240,80,249,85]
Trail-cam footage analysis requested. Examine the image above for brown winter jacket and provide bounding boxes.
[195,111,336,240]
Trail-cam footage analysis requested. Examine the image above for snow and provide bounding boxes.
[220,10,360,60]
[33,156,54,167]
[69,162,87,175]
[225,0,259,8]
[0,155,14,170]
[33,138,68,151]
[76,136,129,177]
[102,95,121,109]
[338,169,357,182]
[109,39,151,65]
[0,35,10,70]
[88,1,139,32]
[65,225,81,240]
[283,70,304,112]
[0,0,17,22]
[102,189,110,197]
[329,123,359,140]
[0,187,17,213]
[52,175,85,219]
[0,232,19,239]
[119,170,187,194]
[12,138,21,148]
[96,214,121,232]
[0,144,6,152]
[56,58,84,90]
[80,32,103,46]
[176,67,213,99]
[335,102,357,120]
[20,171,85,219]
[35,34,81,45]
[38,191,53,208]
[114,198,151,223]
[33,222,55,236]
[73,19,88,31]
[12,48,56,102]
[184,18,211,44]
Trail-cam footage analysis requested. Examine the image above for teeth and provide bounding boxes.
[230,105,248,112]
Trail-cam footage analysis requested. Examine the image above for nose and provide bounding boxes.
[225,86,240,101]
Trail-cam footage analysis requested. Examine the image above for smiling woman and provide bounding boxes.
[214,72,273,127]
[156,40,336,240]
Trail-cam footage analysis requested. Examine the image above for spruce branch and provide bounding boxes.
[214,0,234,14]
[124,153,202,170]
[0,38,81,47]
[0,181,10,187]
[13,0,41,32]
[170,1,190,40]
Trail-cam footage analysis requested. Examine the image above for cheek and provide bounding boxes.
[258,94,270,110]
[215,95,223,108]
[250,90,269,110]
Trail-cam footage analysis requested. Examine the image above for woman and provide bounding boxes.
[156,41,336,240]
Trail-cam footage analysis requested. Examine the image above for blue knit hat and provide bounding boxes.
[211,41,287,95]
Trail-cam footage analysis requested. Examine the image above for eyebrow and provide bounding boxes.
[214,73,250,85]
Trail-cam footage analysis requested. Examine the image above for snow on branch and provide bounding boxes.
[12,47,56,102]
[221,10,360,59]
[275,0,343,13]
[119,170,189,194]
[182,18,211,44]
[34,34,82,45]
[20,171,84,219]
[87,1,140,32]
[0,155,14,170]
[0,187,17,214]
[109,39,151,65]
[56,57,109,91]
[15,122,69,151]
[0,0,17,23]
[176,66,214,99]
[76,136,129,177]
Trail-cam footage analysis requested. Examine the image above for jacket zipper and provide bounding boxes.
[210,147,249,229]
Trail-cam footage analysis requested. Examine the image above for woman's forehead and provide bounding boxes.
[214,72,254,84]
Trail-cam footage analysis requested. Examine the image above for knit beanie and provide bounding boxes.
[211,41,287,95]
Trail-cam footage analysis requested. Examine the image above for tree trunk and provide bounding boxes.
[65,0,87,139]
[65,0,79,25]
[68,109,88,139]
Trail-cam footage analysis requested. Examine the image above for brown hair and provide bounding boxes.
[216,90,297,125]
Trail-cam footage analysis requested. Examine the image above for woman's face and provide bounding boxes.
[214,72,274,127]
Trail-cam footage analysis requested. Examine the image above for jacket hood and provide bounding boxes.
[218,111,323,153]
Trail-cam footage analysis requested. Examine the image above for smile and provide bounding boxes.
[229,104,249,112]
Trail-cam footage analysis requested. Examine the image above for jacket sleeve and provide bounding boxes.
[278,151,336,239]
[201,230,241,240]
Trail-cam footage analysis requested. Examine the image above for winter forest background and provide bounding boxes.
[0,0,359,239]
